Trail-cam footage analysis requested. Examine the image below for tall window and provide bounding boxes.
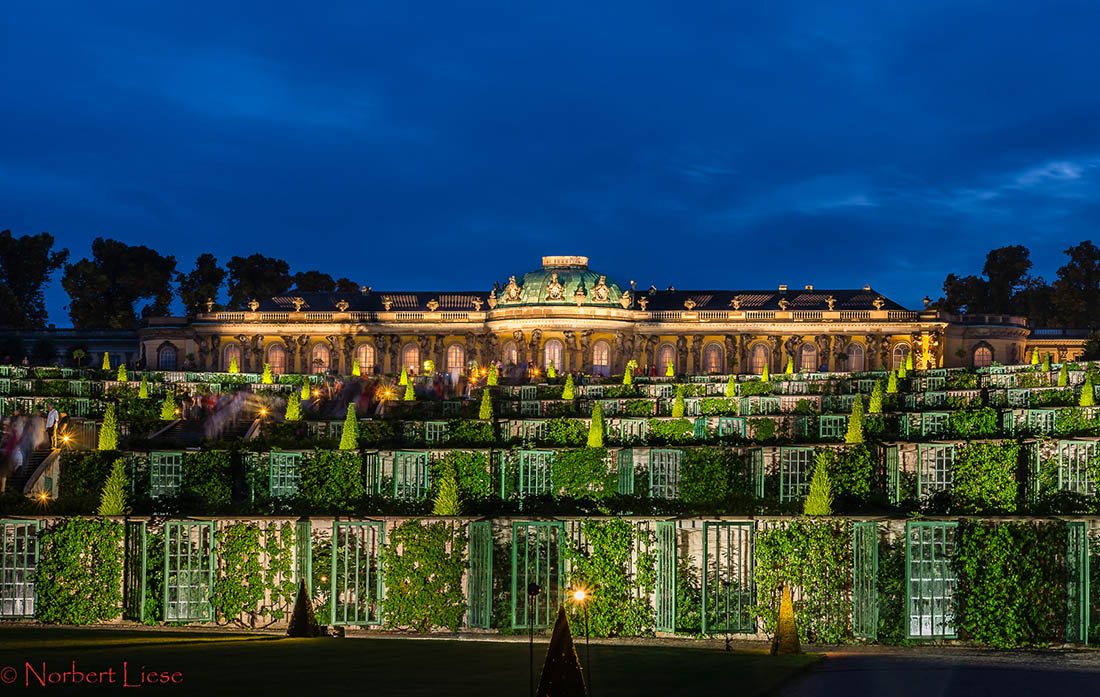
[311,343,330,374]
[592,340,611,376]
[158,345,177,370]
[750,343,770,375]
[267,344,286,374]
[543,339,564,370]
[799,344,818,372]
[402,344,420,373]
[502,341,518,365]
[446,343,465,372]
[846,343,865,373]
[657,343,676,373]
[703,343,724,374]
[222,343,241,371]
[892,343,911,370]
[972,345,993,368]
[357,343,376,374]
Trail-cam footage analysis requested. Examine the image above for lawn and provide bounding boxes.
[0,627,817,696]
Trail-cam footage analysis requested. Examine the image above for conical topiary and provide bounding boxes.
[352,357,361,377]
[770,584,801,655]
[536,608,588,697]
[399,367,409,385]
[886,369,898,394]
[725,375,736,398]
[160,391,177,420]
[101,352,111,371]
[286,580,321,638]
[138,374,149,399]
[587,401,604,448]
[785,356,794,374]
[300,380,311,401]
[762,362,770,383]
[1042,352,1051,372]
[97,404,118,451]
[898,363,907,379]
[262,363,274,384]
[671,385,685,418]
[803,452,834,515]
[623,359,637,385]
[845,395,864,444]
[228,356,239,374]
[97,458,130,516]
[403,382,415,401]
[487,363,498,386]
[479,389,492,420]
[547,360,557,379]
[868,380,883,413]
[117,364,127,382]
[339,403,359,449]
[1081,374,1096,407]
[1059,363,1069,387]
[1031,348,1040,365]
[562,373,575,400]
[285,391,302,421]
[432,463,461,515]
[905,350,914,372]
[665,360,674,377]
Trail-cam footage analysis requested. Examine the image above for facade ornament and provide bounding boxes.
[291,297,306,312]
[619,292,632,309]
[730,295,742,310]
[360,285,371,294]
[486,288,498,309]
[573,280,587,307]
[204,298,215,313]
[426,299,440,312]
[381,296,393,311]
[247,299,259,312]
[546,272,564,300]
[638,297,648,311]
[683,298,697,311]
[872,296,885,310]
[593,275,611,302]
[778,298,790,311]
[648,285,658,295]
[472,297,483,311]
[335,299,350,312]
[923,296,932,309]
[825,295,836,311]
[504,275,522,302]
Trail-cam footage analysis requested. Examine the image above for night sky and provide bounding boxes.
[3,1,1100,325]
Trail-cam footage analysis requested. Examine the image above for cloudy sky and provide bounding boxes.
[2,0,1099,324]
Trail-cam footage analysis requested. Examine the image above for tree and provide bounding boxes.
[62,238,176,328]
[226,254,292,310]
[176,253,225,315]
[97,458,130,515]
[351,358,361,377]
[562,374,575,400]
[117,364,127,382]
[868,380,884,413]
[1052,241,1100,328]
[339,404,359,449]
[138,375,149,399]
[335,278,359,293]
[479,390,492,420]
[671,386,685,418]
[300,380,311,401]
[1031,348,1040,365]
[399,367,409,385]
[803,453,834,515]
[432,464,461,515]
[1081,374,1095,407]
[587,401,604,447]
[292,270,336,293]
[904,351,914,372]
[0,230,69,327]
[845,396,864,444]
[1059,363,1069,387]
[725,375,736,398]
[547,360,557,379]
[228,356,239,374]
[487,364,499,386]
[1042,352,1051,372]
[403,383,415,401]
[160,392,177,420]
[71,348,86,367]
[665,360,674,377]
[785,356,794,374]
[761,362,770,383]
[261,363,273,384]
[101,352,111,371]
[285,391,302,421]
[97,404,118,450]
[623,359,637,385]
[983,245,1034,314]
[886,370,898,394]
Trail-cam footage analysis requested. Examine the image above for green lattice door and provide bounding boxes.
[394,451,430,500]
[780,448,813,502]
[295,520,312,595]
[702,522,754,634]
[617,449,634,495]
[511,521,564,629]
[1059,441,1097,495]
[906,521,957,639]
[852,521,878,639]
[655,521,677,632]
[269,452,302,498]
[468,521,492,629]
[123,521,147,621]
[0,520,38,618]
[150,452,184,498]
[330,521,384,626]
[518,451,554,499]
[164,521,215,622]
[882,445,900,504]
[1067,521,1089,644]
[649,449,682,499]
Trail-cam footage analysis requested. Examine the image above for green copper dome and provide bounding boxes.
[496,256,626,306]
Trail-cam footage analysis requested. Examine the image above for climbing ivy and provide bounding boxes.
[180,451,233,512]
[948,407,1000,439]
[954,441,1019,513]
[432,450,490,501]
[551,448,614,500]
[36,518,124,624]
[380,520,468,632]
[564,519,656,637]
[680,447,748,506]
[211,522,296,628]
[298,450,364,511]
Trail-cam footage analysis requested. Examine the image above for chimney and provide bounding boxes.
[778,284,788,292]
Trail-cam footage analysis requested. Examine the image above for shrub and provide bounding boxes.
[300,380,311,401]
[352,357,361,377]
[947,407,998,439]
[547,360,557,379]
[228,356,239,373]
[762,362,770,382]
[262,363,274,384]
[381,521,468,632]
[785,356,794,374]
[868,381,883,413]
[552,448,613,500]
[725,375,736,398]
[844,396,864,444]
[1031,348,1040,365]
[803,453,834,515]
[587,401,604,447]
[432,463,461,515]
[905,351,914,372]
[58,451,118,511]
[159,391,176,420]
[821,445,875,501]
[1042,352,1051,371]
[285,391,302,421]
[97,458,130,515]
[886,370,898,394]
[1059,363,1069,387]
[954,441,1018,513]
[101,352,111,370]
[648,418,694,443]
[36,519,123,624]
[665,360,674,377]
[487,364,498,386]
[479,390,492,420]
[671,386,685,418]
[403,383,415,401]
[298,450,364,511]
[681,448,743,506]
[1081,374,1095,407]
[97,404,118,450]
[138,375,149,399]
[180,451,233,511]
[117,364,128,382]
[562,374,575,399]
[433,450,490,500]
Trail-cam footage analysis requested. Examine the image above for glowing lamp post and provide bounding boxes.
[573,588,592,695]
[527,582,542,697]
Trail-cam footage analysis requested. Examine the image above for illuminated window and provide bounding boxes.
[446,343,465,372]
[657,343,676,373]
[846,343,865,372]
[222,344,241,371]
[357,343,376,374]
[502,341,518,365]
[703,343,724,374]
[973,345,993,368]
[892,343,911,370]
[799,344,818,372]
[592,340,611,376]
[750,343,770,375]
[157,346,177,370]
[267,344,285,374]
[402,344,420,373]
[311,343,330,374]
[543,339,564,370]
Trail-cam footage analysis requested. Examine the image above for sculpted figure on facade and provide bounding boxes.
[546,273,564,300]
[504,276,522,302]
[296,335,310,370]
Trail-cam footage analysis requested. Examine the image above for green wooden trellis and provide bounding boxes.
[920,412,948,437]
[819,415,847,440]
[425,421,449,444]
[852,521,878,639]
[918,445,955,497]
[150,451,184,498]
[295,520,312,595]
[717,416,745,438]
[1058,441,1096,495]
[163,521,215,622]
[522,420,547,441]
[363,452,382,494]
[693,417,707,439]
[655,521,677,632]
[1067,521,1089,644]
[702,521,754,634]
[518,451,554,499]
[468,521,493,629]
[0,519,39,618]
[1026,409,1057,435]
[618,418,647,442]
[749,448,765,499]
[649,449,682,499]
[394,451,430,500]
[882,444,901,504]
[616,449,634,495]
[511,521,564,629]
[269,452,301,498]
[123,520,147,621]
[330,521,384,626]
[906,521,957,639]
[779,447,814,502]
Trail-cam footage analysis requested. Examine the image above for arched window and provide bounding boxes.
[750,343,770,375]
[657,343,676,373]
[846,343,865,373]
[222,343,241,371]
[157,345,177,371]
[267,344,286,375]
[543,339,564,370]
[799,344,818,372]
[502,341,518,366]
[357,343,376,374]
[446,343,465,372]
[401,344,420,374]
[311,343,330,374]
[592,340,611,376]
[973,345,993,368]
[892,343,911,370]
[703,343,724,374]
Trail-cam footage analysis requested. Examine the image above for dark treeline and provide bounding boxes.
[2,230,1098,330]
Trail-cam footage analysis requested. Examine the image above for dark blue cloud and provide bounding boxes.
[2,0,1099,323]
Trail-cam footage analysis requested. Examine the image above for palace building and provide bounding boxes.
[136,255,1078,376]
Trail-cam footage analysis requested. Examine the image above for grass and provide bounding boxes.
[0,627,818,696]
